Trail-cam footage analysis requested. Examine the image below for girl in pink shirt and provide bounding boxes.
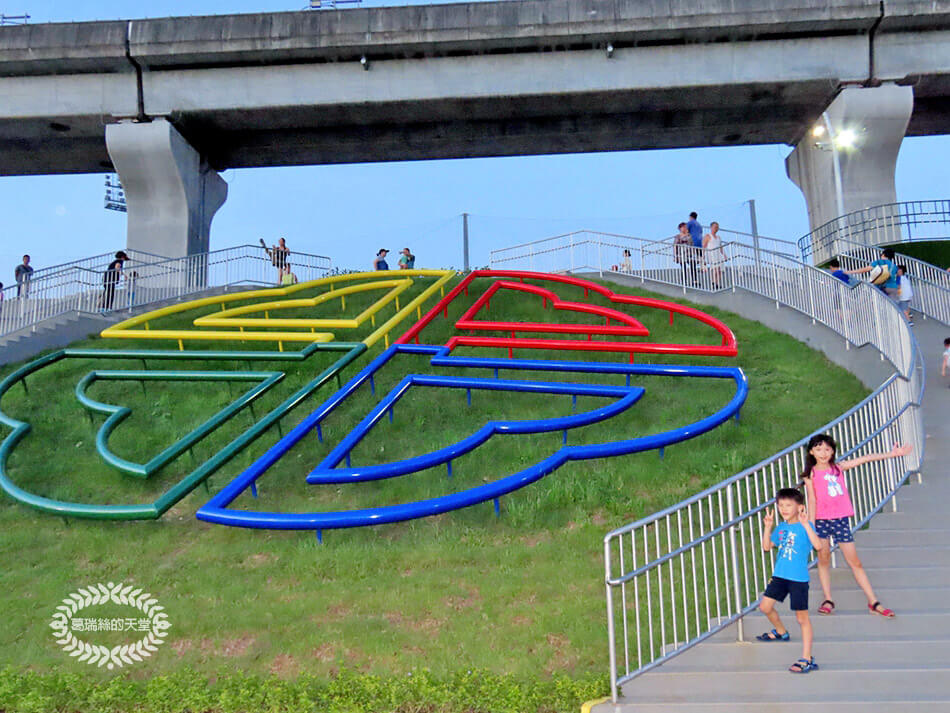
[801,434,913,618]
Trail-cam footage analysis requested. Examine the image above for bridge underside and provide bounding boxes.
[5,74,950,176]
[0,81,843,176]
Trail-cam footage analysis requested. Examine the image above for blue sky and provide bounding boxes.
[2,0,949,276]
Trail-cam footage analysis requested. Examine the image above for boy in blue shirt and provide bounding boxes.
[756,487,822,673]
[827,258,851,285]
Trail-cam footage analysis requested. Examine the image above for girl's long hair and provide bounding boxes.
[801,433,838,482]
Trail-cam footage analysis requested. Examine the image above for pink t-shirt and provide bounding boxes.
[810,467,855,519]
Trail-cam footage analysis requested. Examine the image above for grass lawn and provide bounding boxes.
[0,274,868,709]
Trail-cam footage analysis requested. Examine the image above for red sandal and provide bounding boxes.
[869,601,895,618]
[817,600,835,615]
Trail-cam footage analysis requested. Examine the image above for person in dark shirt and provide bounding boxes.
[101,251,129,310]
[828,258,851,285]
[373,249,390,271]
[14,254,33,298]
[685,212,703,284]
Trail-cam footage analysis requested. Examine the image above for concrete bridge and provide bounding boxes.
[2,0,949,258]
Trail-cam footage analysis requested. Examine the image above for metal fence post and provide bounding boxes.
[605,539,620,703]
[726,485,745,642]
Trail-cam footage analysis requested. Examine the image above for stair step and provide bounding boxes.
[828,545,950,566]
[822,565,950,587]
[711,611,950,642]
[858,514,950,531]
[796,587,942,610]
[622,669,950,702]
[596,699,950,712]
[852,529,950,546]
[656,638,950,672]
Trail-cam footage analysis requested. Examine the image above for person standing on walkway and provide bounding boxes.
[686,212,703,286]
[702,221,728,289]
[673,222,692,284]
[756,487,822,674]
[14,255,33,298]
[897,265,914,325]
[260,237,290,284]
[101,251,128,310]
[373,249,390,271]
[801,433,911,619]
[398,248,415,269]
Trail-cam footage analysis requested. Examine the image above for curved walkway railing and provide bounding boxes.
[488,227,796,274]
[0,244,332,340]
[488,230,925,703]
[798,199,950,264]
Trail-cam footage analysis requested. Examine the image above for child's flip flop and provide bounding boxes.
[818,600,835,615]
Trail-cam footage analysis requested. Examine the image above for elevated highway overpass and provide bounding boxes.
[1,0,949,259]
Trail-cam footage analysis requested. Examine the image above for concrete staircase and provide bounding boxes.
[593,318,950,712]
[0,311,122,367]
[0,284,258,367]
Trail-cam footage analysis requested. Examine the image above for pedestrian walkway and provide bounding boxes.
[593,318,950,712]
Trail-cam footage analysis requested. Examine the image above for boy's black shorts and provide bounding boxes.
[763,576,809,611]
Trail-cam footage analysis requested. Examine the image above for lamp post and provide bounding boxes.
[819,111,845,221]
[813,113,860,259]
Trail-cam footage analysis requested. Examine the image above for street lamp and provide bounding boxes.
[814,111,846,221]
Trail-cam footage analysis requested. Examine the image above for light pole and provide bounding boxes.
[813,113,859,259]
[818,111,845,221]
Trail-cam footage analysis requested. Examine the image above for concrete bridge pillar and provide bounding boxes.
[786,84,913,262]
[105,118,227,264]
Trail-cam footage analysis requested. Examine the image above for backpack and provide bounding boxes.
[869,264,891,286]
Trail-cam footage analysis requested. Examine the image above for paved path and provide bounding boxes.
[594,318,950,712]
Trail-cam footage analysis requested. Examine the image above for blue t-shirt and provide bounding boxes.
[871,259,898,289]
[771,522,811,582]
[687,219,703,248]
[831,269,850,285]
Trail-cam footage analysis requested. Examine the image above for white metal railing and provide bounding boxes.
[18,248,169,284]
[487,229,926,703]
[0,245,332,339]
[488,227,795,272]
[799,199,950,264]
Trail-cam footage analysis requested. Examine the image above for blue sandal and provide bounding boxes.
[755,629,789,642]
[789,657,819,673]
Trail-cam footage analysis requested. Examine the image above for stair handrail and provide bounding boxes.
[0,244,332,340]
[798,199,950,262]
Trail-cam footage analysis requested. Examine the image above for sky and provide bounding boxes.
[2,0,949,276]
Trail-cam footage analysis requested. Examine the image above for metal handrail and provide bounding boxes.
[489,227,794,266]
[0,244,332,340]
[798,199,950,263]
[485,228,926,703]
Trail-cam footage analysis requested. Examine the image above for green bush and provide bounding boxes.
[0,666,608,713]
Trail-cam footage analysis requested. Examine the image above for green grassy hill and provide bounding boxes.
[0,275,867,711]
